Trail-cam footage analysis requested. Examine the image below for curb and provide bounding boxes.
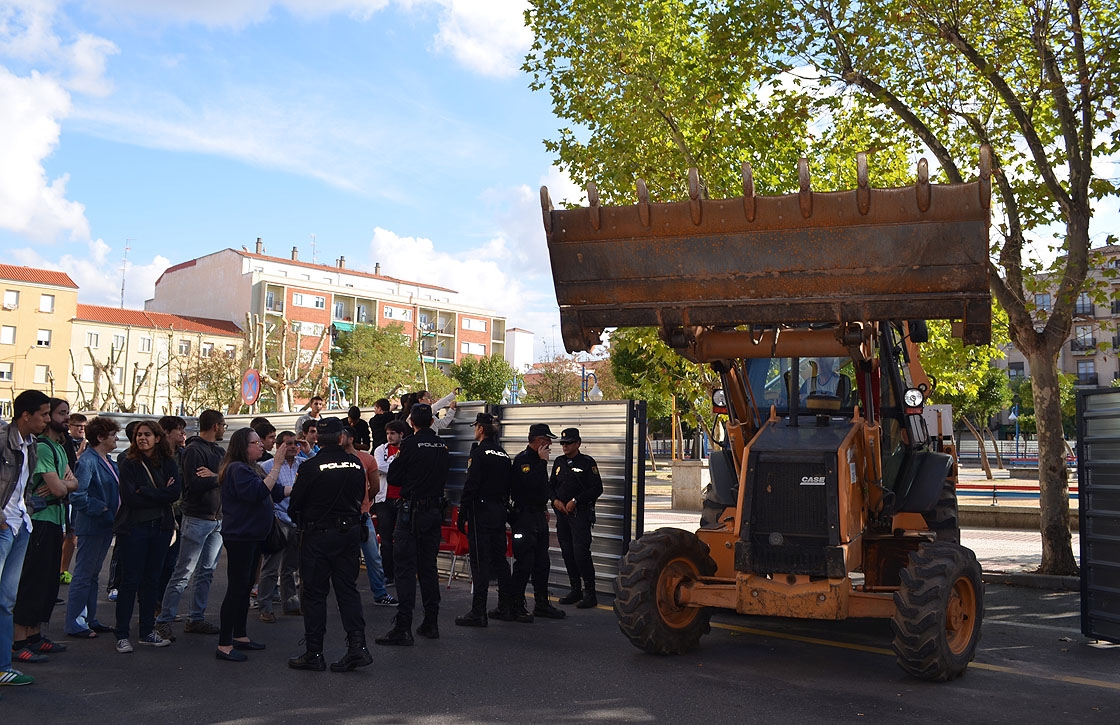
[983,571,1081,591]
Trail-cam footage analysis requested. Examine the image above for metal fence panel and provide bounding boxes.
[496,400,644,595]
[1076,389,1120,644]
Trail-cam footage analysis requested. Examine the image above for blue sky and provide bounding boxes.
[0,0,581,361]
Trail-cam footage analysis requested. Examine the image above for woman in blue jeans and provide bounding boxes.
[65,416,121,638]
[215,427,282,662]
[113,420,180,653]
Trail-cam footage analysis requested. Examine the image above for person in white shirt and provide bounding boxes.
[371,420,409,584]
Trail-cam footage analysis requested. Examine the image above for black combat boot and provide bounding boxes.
[375,617,414,646]
[415,617,440,639]
[511,596,534,623]
[533,594,566,620]
[576,590,599,609]
[558,588,583,605]
[331,634,374,672]
[489,593,517,622]
[288,651,326,671]
[455,609,488,627]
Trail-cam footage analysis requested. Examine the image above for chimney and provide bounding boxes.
[291,247,299,261]
[375,262,381,276]
[337,256,346,269]
[255,237,263,254]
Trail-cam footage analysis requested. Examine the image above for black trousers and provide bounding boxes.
[393,506,442,627]
[511,510,551,600]
[465,503,511,610]
[374,500,397,582]
[14,520,63,626]
[555,507,595,592]
[299,526,365,651]
[219,540,260,646]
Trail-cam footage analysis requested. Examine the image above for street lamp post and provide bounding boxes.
[581,364,603,402]
[1010,394,1021,458]
[502,375,528,405]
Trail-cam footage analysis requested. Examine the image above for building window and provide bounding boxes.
[0,362,12,381]
[1073,325,1095,351]
[1008,362,1025,381]
[1075,292,1094,316]
[178,339,191,355]
[292,293,304,307]
[1034,293,1051,312]
[33,364,49,384]
[112,334,126,350]
[113,367,124,385]
[1077,360,1097,386]
[333,301,345,319]
[460,341,485,355]
[384,306,412,321]
[356,305,367,323]
[0,326,14,345]
[225,345,237,358]
[86,332,100,348]
[201,342,214,358]
[462,318,487,332]
[3,290,18,309]
[139,336,152,353]
[36,329,51,347]
[314,296,325,309]
[39,294,54,313]
[81,365,95,382]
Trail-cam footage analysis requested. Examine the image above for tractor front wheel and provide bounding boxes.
[614,528,718,655]
[891,541,984,681]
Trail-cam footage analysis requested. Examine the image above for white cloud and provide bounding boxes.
[0,66,89,242]
[9,239,171,308]
[429,0,532,78]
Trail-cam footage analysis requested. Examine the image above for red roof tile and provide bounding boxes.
[74,304,242,337]
[0,263,79,289]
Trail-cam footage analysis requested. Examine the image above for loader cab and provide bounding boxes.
[756,356,856,421]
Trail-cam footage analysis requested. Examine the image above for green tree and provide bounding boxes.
[1014,376,1078,439]
[922,306,1012,426]
[451,354,518,404]
[524,355,582,403]
[525,0,1119,574]
[330,323,428,406]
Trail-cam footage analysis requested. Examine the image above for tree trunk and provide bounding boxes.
[1026,352,1078,575]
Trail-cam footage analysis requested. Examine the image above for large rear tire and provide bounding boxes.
[614,528,718,655]
[923,479,960,544]
[891,541,983,681]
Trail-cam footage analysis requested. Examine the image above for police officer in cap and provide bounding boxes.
[454,412,513,627]
[508,423,566,622]
[287,417,372,672]
[550,427,603,608]
[376,403,449,646]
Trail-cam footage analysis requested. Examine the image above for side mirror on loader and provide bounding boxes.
[904,384,930,448]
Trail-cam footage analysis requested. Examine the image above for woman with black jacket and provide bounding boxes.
[113,420,180,654]
[215,427,283,662]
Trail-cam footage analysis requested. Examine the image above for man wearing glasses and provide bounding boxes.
[154,410,226,641]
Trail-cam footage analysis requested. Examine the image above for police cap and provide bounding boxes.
[559,427,581,444]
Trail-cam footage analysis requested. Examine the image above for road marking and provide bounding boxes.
[983,618,1080,634]
[709,621,1120,692]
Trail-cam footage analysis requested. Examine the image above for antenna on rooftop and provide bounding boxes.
[121,239,134,308]
[310,233,317,264]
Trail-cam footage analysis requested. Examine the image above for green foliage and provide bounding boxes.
[330,324,428,406]
[608,327,719,431]
[1013,376,1078,438]
[451,354,518,404]
[923,305,1012,424]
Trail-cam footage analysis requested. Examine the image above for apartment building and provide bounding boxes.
[0,264,79,417]
[1001,244,1120,387]
[146,241,510,380]
[69,304,243,415]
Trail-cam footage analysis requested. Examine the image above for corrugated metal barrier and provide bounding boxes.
[1076,388,1120,644]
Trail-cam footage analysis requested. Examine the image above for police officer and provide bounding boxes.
[550,427,603,609]
[454,413,513,627]
[509,423,566,622]
[287,417,372,672]
[375,403,448,646]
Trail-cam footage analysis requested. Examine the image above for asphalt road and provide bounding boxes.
[5,574,1118,723]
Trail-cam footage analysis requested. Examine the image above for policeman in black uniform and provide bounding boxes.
[509,423,566,622]
[375,403,449,646]
[550,427,604,609]
[287,417,372,672]
[454,413,513,627]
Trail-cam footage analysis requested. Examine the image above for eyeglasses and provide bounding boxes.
[249,440,263,446]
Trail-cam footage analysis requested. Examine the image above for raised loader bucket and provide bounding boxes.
[543,150,992,353]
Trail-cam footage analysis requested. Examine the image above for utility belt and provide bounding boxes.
[305,515,362,534]
[398,497,443,510]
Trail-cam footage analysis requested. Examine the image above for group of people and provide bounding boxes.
[0,385,603,687]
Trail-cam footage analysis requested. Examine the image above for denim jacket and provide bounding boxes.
[0,420,38,512]
[71,447,119,536]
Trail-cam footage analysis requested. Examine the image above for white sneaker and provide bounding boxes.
[137,632,171,647]
[116,638,133,653]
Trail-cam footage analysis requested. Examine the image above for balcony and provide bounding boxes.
[1077,372,1099,386]
[1075,303,1095,316]
[1071,338,1097,353]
